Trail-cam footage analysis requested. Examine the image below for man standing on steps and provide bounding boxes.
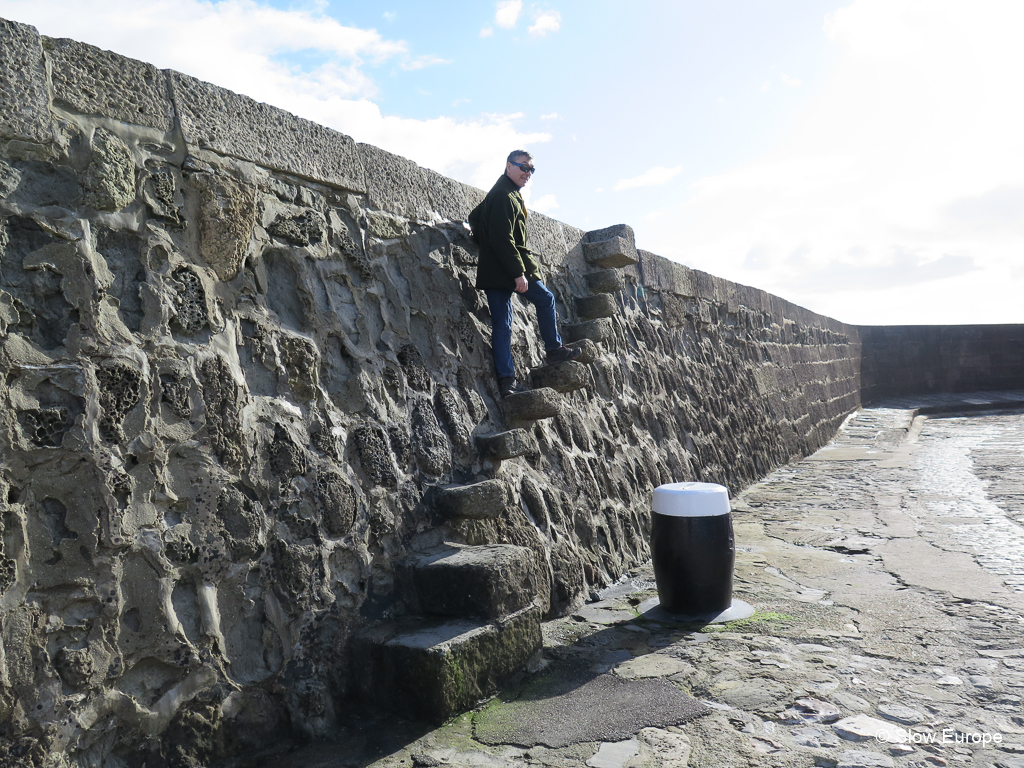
[472,149,580,398]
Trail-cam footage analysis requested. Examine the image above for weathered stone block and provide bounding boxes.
[561,223,586,253]
[527,212,568,266]
[169,71,366,193]
[584,236,638,268]
[435,479,508,520]
[314,468,357,537]
[562,317,614,344]
[43,37,174,131]
[83,128,135,212]
[661,293,689,328]
[0,19,54,144]
[584,269,624,295]
[423,167,471,222]
[753,367,780,396]
[399,543,538,619]
[568,339,599,364]
[575,294,617,321]
[267,208,327,247]
[411,398,452,477]
[694,269,722,302]
[504,387,560,423]
[359,142,431,220]
[530,361,591,393]
[352,606,542,724]
[189,170,257,281]
[365,210,409,240]
[476,429,537,460]
[142,165,182,222]
[461,182,486,213]
[637,250,695,296]
[584,223,634,244]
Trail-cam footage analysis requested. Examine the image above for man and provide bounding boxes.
[472,150,580,398]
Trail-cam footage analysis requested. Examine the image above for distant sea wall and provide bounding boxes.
[861,325,1024,402]
[1,16,1015,767]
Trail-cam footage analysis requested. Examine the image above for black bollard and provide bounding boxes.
[650,482,751,621]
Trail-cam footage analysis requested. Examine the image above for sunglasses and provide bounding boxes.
[509,161,536,173]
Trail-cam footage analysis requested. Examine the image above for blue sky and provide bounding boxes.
[3,0,1023,325]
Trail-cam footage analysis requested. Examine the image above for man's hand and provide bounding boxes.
[514,275,528,293]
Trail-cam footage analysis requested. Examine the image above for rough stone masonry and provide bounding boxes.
[0,15,957,767]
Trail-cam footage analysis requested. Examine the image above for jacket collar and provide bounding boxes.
[496,173,521,196]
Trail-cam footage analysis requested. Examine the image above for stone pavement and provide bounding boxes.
[234,391,1024,768]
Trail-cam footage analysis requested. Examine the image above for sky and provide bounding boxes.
[2,0,1023,326]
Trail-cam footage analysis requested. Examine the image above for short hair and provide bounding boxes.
[507,149,532,164]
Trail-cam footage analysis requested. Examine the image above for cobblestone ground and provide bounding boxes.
[237,393,1024,768]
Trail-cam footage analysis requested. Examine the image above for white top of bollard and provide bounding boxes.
[652,482,731,517]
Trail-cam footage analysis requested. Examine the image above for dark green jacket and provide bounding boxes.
[474,174,541,290]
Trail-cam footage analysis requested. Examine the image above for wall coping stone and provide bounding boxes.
[168,69,367,193]
[0,19,54,144]
[43,36,175,132]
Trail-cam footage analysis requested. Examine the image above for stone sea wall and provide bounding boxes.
[0,18,866,765]
[860,324,1024,403]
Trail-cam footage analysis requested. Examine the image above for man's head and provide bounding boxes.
[505,150,534,188]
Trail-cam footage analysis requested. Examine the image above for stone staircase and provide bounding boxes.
[351,226,638,724]
[352,459,546,723]
[351,541,542,723]
[562,226,635,347]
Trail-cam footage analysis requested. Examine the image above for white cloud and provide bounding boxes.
[780,73,801,87]
[479,25,494,37]
[495,0,522,29]
[382,11,396,21]
[329,107,550,191]
[614,165,684,191]
[401,54,451,71]
[539,112,560,120]
[0,0,404,99]
[0,0,549,192]
[639,0,1024,324]
[528,193,559,213]
[528,9,561,37]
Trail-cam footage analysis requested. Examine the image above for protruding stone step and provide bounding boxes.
[575,293,618,320]
[585,269,624,295]
[476,428,537,460]
[352,606,542,724]
[567,339,599,364]
[503,387,560,424]
[563,317,614,344]
[583,236,638,269]
[398,543,538,619]
[434,479,509,520]
[530,360,590,393]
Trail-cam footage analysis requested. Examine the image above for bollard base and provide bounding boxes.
[637,597,755,625]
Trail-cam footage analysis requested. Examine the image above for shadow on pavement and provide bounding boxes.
[222,597,720,766]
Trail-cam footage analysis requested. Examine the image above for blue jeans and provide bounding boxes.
[485,280,562,380]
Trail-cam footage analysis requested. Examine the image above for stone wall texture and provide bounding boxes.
[0,17,1015,767]
[861,325,1024,403]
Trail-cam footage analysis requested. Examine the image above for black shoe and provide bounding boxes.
[546,345,581,363]
[498,377,530,398]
